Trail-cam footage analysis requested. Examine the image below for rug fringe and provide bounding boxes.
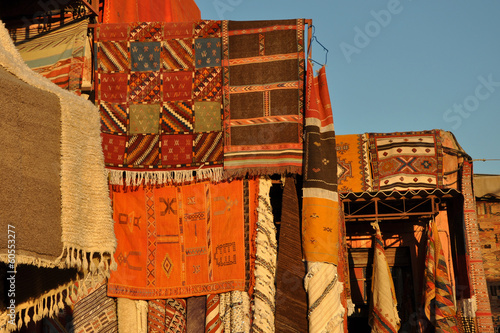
[0,271,106,332]
[223,166,302,179]
[107,167,224,186]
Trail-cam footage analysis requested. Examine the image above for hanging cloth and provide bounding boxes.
[368,221,400,333]
[423,219,460,332]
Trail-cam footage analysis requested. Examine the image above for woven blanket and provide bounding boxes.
[117,298,148,333]
[73,283,118,333]
[94,21,225,185]
[108,179,257,298]
[302,61,340,264]
[0,21,115,331]
[148,299,187,332]
[275,177,308,332]
[251,179,277,332]
[13,19,89,94]
[336,134,372,193]
[368,221,400,333]
[222,19,305,176]
[205,294,222,333]
[368,130,444,191]
[423,219,460,332]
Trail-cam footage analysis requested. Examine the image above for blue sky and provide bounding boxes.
[195,0,500,174]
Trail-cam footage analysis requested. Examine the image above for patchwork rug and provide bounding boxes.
[335,134,372,193]
[222,19,305,176]
[94,21,225,185]
[108,179,257,298]
[368,130,444,191]
[12,19,89,94]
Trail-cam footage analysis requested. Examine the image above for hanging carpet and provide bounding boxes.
[222,19,305,177]
[335,134,372,193]
[108,179,258,299]
[94,21,225,185]
[368,130,444,191]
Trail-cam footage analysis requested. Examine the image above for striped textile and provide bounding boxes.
[222,20,305,176]
[251,178,277,333]
[73,284,118,333]
[275,177,308,332]
[368,130,444,191]
[302,61,340,264]
[14,19,89,94]
[205,294,223,333]
[304,262,344,333]
[368,221,400,333]
[147,299,187,333]
[423,219,460,332]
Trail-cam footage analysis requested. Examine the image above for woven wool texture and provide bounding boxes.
[108,179,257,299]
[222,20,305,176]
[0,20,115,331]
[368,222,401,333]
[94,21,225,185]
[13,19,89,94]
[368,130,444,191]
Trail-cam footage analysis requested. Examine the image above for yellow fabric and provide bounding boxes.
[302,197,339,264]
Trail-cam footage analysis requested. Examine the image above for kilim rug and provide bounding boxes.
[423,219,460,332]
[72,283,118,333]
[0,21,115,331]
[461,161,494,332]
[275,177,308,332]
[148,298,187,332]
[204,294,222,333]
[221,19,305,176]
[368,221,400,333]
[108,179,258,298]
[12,19,89,94]
[368,130,444,191]
[302,61,339,264]
[336,134,372,193]
[94,21,225,185]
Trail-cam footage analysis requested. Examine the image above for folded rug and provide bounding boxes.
[148,298,187,332]
[0,20,115,331]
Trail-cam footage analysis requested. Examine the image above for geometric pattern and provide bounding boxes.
[125,134,160,166]
[194,132,223,163]
[129,104,160,134]
[102,133,127,165]
[369,130,444,191]
[108,180,252,298]
[194,37,221,68]
[193,67,222,100]
[98,41,128,72]
[95,21,224,172]
[100,102,127,133]
[194,101,221,133]
[194,20,222,38]
[130,22,162,42]
[161,134,193,166]
[161,39,194,71]
[130,41,161,71]
[129,72,161,103]
[161,101,193,133]
[163,71,192,101]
